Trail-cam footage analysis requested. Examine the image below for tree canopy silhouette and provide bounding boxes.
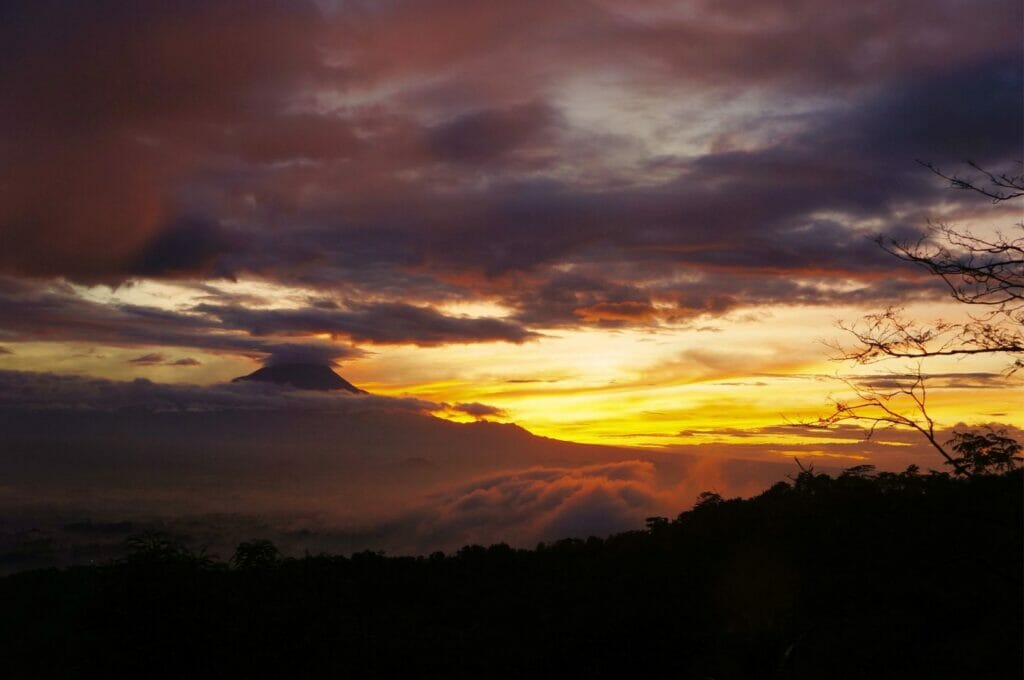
[3,464,1020,679]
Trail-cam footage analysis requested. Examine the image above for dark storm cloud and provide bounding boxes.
[838,52,1023,164]
[262,343,362,367]
[0,0,1019,339]
[127,353,201,367]
[127,353,166,366]
[508,271,656,326]
[0,278,536,361]
[225,51,1017,322]
[489,54,1020,322]
[133,219,236,278]
[450,402,508,420]
[215,112,364,164]
[0,279,360,364]
[333,0,1019,90]
[0,0,331,280]
[427,102,561,164]
[676,4,1014,91]
[853,372,1015,391]
[195,301,538,345]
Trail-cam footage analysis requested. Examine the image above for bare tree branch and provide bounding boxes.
[809,369,968,475]
[917,159,1024,203]
[816,161,1024,473]
[834,163,1024,373]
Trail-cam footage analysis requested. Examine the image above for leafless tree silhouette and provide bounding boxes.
[816,161,1023,473]
[814,368,968,474]
[918,160,1024,203]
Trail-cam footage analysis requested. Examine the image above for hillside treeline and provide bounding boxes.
[3,465,1021,679]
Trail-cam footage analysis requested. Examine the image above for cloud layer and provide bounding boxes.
[0,369,798,571]
[0,0,1020,362]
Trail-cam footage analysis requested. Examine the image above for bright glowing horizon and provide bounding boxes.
[2,277,1019,467]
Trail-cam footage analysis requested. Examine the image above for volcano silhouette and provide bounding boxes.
[233,363,363,393]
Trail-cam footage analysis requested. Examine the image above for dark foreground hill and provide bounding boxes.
[2,466,1020,679]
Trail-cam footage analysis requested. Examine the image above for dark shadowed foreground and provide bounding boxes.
[3,467,1020,680]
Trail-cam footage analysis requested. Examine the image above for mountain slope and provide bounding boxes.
[232,363,362,392]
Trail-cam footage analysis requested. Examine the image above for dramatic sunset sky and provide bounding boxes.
[0,1,1021,560]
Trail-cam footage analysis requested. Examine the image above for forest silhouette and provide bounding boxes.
[3,463,1020,679]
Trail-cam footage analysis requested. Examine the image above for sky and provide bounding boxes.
[0,0,1021,562]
